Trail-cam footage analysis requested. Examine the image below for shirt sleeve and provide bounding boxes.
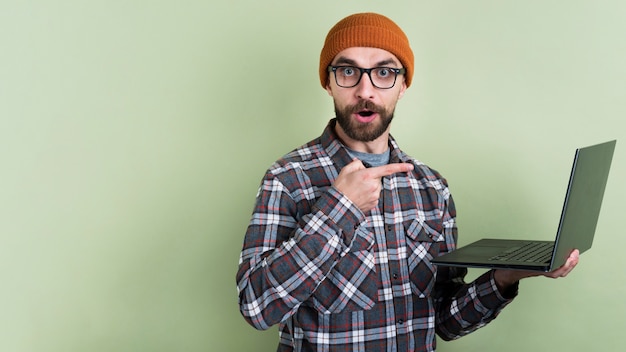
[235,171,366,330]
[433,267,518,340]
[431,195,518,340]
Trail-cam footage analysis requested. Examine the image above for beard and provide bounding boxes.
[334,99,395,142]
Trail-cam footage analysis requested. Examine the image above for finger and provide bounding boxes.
[561,251,580,277]
[545,250,580,278]
[368,162,414,179]
[341,158,366,173]
[561,250,580,272]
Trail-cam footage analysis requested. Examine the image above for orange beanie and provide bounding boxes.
[319,13,414,88]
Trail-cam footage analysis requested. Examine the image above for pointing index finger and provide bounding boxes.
[368,162,414,179]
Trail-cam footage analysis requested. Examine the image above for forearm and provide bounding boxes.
[236,186,365,329]
[493,269,536,295]
[435,269,517,340]
[237,227,344,329]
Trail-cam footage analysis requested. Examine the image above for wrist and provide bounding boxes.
[493,270,524,296]
[494,270,514,288]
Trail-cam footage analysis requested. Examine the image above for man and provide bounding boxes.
[236,12,579,351]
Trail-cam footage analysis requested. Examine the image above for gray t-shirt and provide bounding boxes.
[346,148,390,168]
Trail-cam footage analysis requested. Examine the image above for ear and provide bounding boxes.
[397,80,408,99]
[325,80,333,97]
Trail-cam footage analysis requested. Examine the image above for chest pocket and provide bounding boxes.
[309,227,378,314]
[405,218,444,298]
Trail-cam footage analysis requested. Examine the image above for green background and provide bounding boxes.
[1,1,624,351]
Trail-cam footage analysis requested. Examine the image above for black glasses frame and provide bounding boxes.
[327,65,406,89]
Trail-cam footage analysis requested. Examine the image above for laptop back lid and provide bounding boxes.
[549,140,616,270]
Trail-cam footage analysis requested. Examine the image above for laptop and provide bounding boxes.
[432,140,616,272]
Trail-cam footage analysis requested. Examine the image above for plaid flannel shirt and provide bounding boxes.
[237,119,516,351]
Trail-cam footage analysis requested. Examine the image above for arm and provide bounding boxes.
[236,160,414,329]
[433,250,580,340]
[433,268,517,340]
[431,194,517,340]
[235,171,365,330]
[432,191,580,340]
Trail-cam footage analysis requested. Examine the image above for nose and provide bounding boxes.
[354,72,376,100]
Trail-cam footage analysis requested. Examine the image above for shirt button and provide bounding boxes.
[397,319,404,325]
[392,273,399,279]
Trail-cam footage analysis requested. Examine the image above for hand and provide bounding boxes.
[493,249,580,292]
[333,159,414,213]
[540,249,580,279]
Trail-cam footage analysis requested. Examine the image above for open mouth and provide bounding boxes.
[353,109,378,123]
[349,100,382,123]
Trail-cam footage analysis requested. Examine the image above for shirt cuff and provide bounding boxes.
[311,186,366,248]
[488,270,519,301]
[471,270,518,312]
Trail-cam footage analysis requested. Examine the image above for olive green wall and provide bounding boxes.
[1,1,624,351]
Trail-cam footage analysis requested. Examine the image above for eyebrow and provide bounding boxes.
[332,56,400,67]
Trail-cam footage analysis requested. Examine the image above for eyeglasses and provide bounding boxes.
[328,65,406,89]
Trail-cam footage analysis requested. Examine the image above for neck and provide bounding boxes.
[334,123,390,154]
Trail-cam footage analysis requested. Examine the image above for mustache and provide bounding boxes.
[347,100,384,114]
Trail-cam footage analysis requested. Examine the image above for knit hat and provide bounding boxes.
[319,13,414,88]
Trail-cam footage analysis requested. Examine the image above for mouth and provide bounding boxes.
[354,109,378,123]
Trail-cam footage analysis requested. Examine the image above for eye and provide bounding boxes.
[339,67,357,77]
[376,68,391,78]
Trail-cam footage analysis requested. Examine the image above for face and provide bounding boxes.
[325,47,407,144]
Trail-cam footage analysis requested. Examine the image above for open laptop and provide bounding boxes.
[432,140,616,271]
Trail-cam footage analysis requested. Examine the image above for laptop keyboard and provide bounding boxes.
[489,241,554,263]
